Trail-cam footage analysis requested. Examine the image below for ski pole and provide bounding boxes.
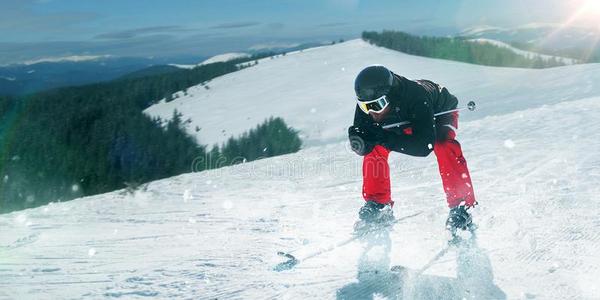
[434,100,476,116]
[382,101,476,130]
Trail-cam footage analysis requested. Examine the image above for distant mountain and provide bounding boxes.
[0,40,336,95]
[248,41,332,54]
[0,55,206,96]
[459,24,597,48]
[16,55,114,65]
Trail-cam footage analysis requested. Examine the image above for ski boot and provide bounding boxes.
[445,205,476,241]
[353,201,395,236]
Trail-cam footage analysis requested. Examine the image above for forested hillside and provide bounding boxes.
[0,57,300,213]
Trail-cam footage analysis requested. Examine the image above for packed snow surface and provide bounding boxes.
[2,39,600,299]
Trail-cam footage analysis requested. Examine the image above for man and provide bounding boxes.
[348,65,476,234]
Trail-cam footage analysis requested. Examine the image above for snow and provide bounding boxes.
[200,53,250,65]
[2,39,600,299]
[145,39,600,147]
[460,25,508,37]
[503,139,515,149]
[168,63,197,69]
[470,38,578,64]
[19,55,112,65]
[170,53,250,69]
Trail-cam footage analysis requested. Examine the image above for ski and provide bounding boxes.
[273,210,424,272]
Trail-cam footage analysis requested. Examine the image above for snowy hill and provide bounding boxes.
[200,53,250,65]
[459,24,600,50]
[0,56,165,95]
[470,38,578,65]
[170,52,250,69]
[145,39,600,146]
[2,39,600,299]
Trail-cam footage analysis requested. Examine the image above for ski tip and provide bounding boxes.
[273,257,298,272]
[274,252,298,272]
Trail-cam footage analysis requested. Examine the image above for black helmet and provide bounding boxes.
[354,65,394,101]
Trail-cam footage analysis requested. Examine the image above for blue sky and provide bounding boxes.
[0,0,589,64]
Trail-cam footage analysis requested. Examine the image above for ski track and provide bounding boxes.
[1,96,599,299]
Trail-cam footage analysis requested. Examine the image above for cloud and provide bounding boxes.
[0,1,99,34]
[326,0,359,10]
[95,26,188,40]
[266,23,285,30]
[317,22,350,28]
[187,32,221,39]
[0,12,99,33]
[209,22,261,29]
[409,18,433,24]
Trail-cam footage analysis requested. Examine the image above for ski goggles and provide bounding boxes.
[357,95,390,114]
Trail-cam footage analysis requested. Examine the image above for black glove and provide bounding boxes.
[362,122,388,143]
[348,124,388,156]
[348,126,374,156]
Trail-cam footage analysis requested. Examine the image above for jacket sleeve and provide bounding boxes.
[383,95,436,157]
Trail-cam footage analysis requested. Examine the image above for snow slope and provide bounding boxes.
[2,96,600,299]
[145,39,600,147]
[2,40,600,299]
[470,38,578,64]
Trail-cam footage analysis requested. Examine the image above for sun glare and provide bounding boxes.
[560,0,600,30]
[537,0,600,61]
[577,0,600,25]
[582,0,600,14]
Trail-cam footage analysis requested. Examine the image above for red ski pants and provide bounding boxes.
[362,114,476,208]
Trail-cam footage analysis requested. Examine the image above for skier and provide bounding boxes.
[349,65,477,234]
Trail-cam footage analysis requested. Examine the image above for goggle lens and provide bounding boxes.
[357,96,389,114]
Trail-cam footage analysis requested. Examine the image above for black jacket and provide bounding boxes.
[353,74,458,157]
